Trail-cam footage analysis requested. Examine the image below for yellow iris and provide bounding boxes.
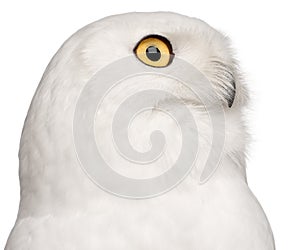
[134,35,173,67]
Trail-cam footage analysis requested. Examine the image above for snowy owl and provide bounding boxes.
[5,12,275,250]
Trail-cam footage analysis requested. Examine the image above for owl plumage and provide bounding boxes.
[5,12,274,250]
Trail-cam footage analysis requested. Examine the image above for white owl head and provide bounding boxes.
[18,12,248,205]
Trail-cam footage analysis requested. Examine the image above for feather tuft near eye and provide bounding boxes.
[209,58,236,108]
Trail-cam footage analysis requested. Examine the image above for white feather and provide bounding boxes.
[5,12,275,250]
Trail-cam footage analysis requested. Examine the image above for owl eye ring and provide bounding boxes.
[134,35,174,67]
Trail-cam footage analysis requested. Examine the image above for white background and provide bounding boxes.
[0,0,299,249]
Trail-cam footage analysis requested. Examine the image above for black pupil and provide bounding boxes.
[146,46,161,61]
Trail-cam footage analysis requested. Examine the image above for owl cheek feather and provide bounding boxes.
[226,79,236,108]
[208,59,236,108]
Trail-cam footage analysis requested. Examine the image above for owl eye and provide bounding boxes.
[134,35,174,67]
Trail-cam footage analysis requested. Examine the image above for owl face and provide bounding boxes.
[20,12,246,200]
[67,12,243,196]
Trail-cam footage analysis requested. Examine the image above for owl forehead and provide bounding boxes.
[86,13,213,48]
